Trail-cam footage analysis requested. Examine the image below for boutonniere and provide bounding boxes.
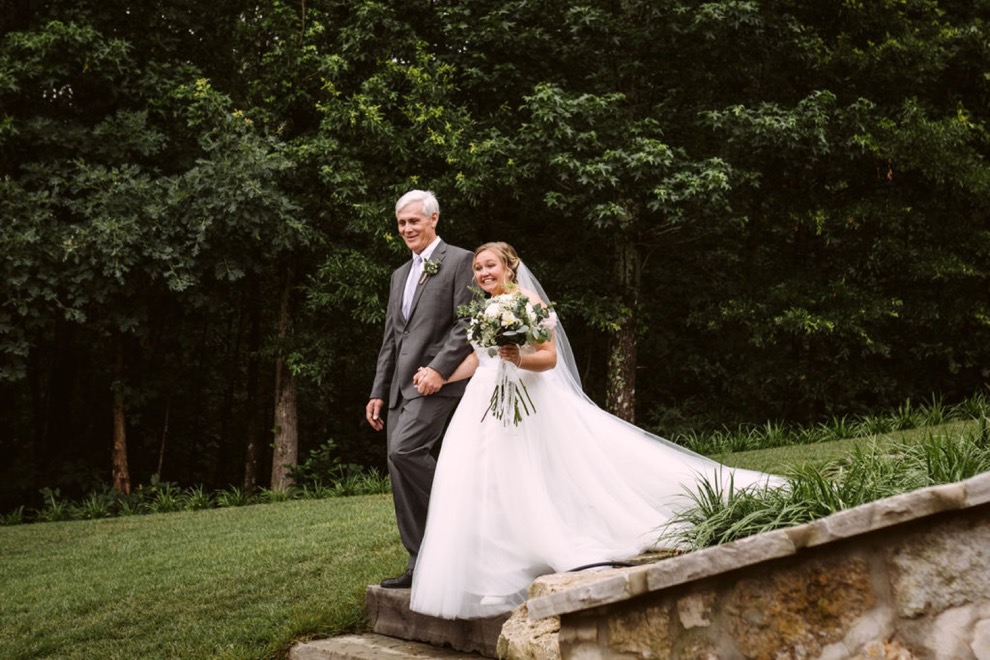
[419,257,441,285]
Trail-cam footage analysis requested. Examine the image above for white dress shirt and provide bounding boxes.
[402,236,442,319]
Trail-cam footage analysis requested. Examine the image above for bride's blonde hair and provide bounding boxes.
[474,242,520,283]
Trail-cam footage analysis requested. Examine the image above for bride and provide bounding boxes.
[408,242,780,620]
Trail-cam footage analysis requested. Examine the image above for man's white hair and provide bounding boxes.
[395,189,440,218]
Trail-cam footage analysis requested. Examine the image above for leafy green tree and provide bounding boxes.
[1,6,302,496]
[432,0,990,426]
[2,0,989,512]
[687,1,990,421]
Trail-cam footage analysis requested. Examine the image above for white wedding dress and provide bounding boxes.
[410,340,781,620]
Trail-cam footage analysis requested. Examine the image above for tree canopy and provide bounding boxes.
[2,0,988,509]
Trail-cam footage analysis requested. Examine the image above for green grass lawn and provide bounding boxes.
[714,420,978,473]
[2,419,982,659]
[0,495,405,660]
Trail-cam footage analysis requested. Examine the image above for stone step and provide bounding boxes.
[289,586,510,660]
[364,585,510,657]
[289,633,487,659]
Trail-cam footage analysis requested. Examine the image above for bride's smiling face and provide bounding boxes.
[473,250,510,294]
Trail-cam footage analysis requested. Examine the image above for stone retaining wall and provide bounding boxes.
[506,472,990,659]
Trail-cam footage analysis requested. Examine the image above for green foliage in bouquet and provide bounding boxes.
[459,288,555,355]
[458,288,556,425]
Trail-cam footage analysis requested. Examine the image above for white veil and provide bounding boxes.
[514,261,586,402]
[515,261,724,459]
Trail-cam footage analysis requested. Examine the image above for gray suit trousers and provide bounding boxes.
[386,392,461,570]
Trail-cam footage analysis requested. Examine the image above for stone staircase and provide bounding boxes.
[289,586,510,659]
[291,473,990,658]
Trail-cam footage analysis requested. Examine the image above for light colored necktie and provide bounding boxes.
[402,254,422,319]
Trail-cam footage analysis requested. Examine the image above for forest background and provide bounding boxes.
[2,0,989,512]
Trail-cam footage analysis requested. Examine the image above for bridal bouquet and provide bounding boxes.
[459,289,556,425]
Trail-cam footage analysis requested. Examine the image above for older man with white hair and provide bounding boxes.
[366,189,475,589]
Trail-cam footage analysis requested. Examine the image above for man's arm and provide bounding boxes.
[370,273,399,400]
[367,273,398,428]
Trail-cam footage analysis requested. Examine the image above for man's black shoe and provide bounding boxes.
[380,569,414,589]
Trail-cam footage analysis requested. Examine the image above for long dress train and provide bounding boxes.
[409,347,779,620]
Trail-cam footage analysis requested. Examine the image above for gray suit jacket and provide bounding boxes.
[370,241,476,408]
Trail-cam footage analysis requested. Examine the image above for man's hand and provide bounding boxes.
[366,398,385,431]
[413,367,444,396]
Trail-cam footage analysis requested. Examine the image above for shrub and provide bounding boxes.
[290,439,391,497]
[289,439,346,489]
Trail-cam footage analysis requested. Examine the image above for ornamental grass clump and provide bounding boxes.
[329,468,391,496]
[71,491,117,520]
[908,430,990,485]
[147,482,185,513]
[182,485,215,510]
[2,461,393,526]
[954,391,990,421]
[33,488,72,523]
[215,486,251,508]
[672,389,990,456]
[669,427,990,550]
[820,414,858,441]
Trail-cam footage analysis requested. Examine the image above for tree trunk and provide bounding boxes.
[605,235,640,423]
[271,368,298,490]
[111,334,132,494]
[270,267,298,491]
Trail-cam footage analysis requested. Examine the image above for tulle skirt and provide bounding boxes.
[409,360,777,619]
